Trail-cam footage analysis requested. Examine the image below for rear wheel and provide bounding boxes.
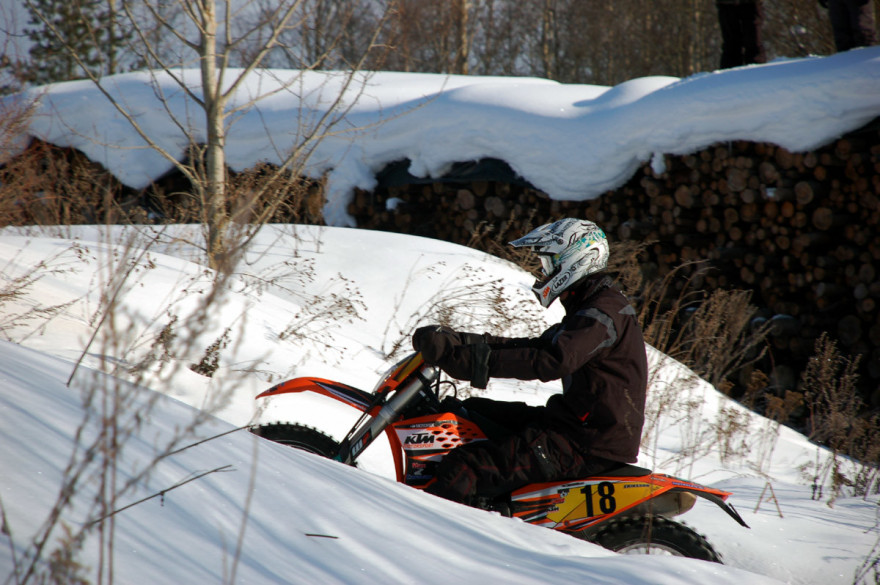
[586,516,722,562]
[250,423,340,458]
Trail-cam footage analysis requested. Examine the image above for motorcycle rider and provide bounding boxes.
[412,218,648,507]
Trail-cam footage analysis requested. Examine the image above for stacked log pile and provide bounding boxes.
[349,122,880,407]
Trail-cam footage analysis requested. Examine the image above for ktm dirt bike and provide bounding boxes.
[251,352,748,562]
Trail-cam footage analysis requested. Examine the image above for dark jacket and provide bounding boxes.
[481,275,648,463]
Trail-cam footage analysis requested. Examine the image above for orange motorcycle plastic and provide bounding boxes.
[253,352,747,561]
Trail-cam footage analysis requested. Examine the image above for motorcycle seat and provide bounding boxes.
[600,464,652,477]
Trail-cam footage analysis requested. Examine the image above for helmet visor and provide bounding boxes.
[539,254,555,277]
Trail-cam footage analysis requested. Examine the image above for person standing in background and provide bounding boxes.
[820,0,878,52]
[716,0,765,69]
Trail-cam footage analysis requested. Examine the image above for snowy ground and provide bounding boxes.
[2,41,880,585]
[6,47,880,225]
[1,224,877,584]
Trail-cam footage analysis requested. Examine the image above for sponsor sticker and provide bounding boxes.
[398,429,437,449]
[552,271,571,291]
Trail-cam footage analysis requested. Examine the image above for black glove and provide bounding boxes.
[412,325,487,364]
[435,342,492,389]
[818,0,828,7]
[412,325,462,364]
[412,325,491,387]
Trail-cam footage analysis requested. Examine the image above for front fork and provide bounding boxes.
[336,368,439,465]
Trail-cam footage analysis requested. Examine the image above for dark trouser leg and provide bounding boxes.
[830,0,876,51]
[718,3,764,68]
[718,4,742,69]
[848,0,878,47]
[740,2,764,65]
[461,396,544,435]
[830,0,856,51]
[425,426,616,506]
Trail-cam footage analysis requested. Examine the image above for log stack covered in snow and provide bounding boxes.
[349,122,880,404]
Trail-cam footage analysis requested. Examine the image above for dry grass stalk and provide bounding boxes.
[610,242,771,394]
[802,333,879,501]
[0,140,147,227]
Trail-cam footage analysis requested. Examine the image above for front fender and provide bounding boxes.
[256,377,374,412]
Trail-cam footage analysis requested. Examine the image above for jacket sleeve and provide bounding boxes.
[465,332,536,347]
[487,308,619,382]
[432,332,539,382]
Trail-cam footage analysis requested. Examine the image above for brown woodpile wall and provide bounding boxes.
[0,139,327,226]
[349,122,880,408]
[6,125,879,412]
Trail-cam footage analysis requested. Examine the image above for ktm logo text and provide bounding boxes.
[404,433,435,445]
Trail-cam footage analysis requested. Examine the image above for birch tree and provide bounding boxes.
[25,0,392,271]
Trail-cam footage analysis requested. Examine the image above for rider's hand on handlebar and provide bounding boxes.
[412,325,491,389]
[412,325,461,364]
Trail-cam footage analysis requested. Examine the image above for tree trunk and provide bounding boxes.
[541,0,556,79]
[199,0,228,272]
[454,0,470,74]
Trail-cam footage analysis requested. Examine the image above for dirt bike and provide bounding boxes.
[251,352,748,562]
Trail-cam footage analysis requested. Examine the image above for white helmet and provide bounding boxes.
[509,218,609,308]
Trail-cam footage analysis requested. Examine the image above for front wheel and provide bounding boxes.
[250,423,340,458]
[586,516,722,562]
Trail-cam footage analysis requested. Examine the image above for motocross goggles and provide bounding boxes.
[539,253,560,277]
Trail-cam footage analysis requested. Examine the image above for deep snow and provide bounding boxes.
[7,47,880,225]
[2,43,880,585]
[0,225,877,585]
